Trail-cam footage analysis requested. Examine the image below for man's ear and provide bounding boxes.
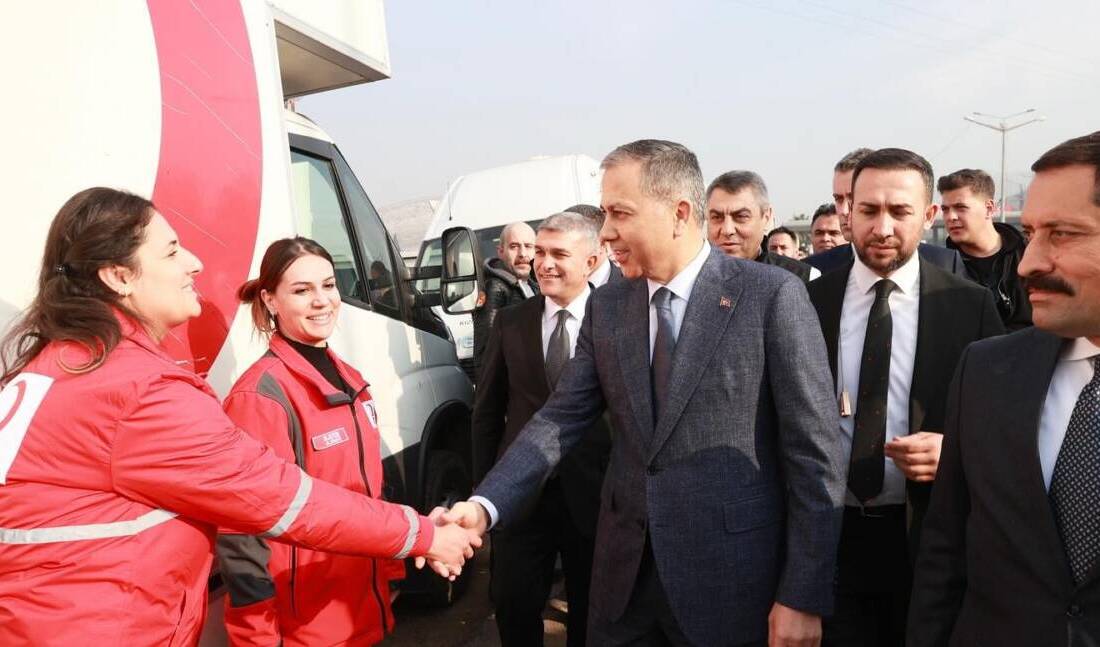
[97,265,136,297]
[923,203,940,231]
[985,198,996,220]
[672,199,693,237]
[762,206,774,227]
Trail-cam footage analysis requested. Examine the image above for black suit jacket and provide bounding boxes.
[757,250,814,283]
[471,295,611,536]
[909,329,1100,647]
[806,242,967,279]
[807,258,1004,554]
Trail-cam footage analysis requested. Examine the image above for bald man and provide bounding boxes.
[473,222,539,377]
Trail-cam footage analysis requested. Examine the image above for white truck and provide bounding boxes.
[0,0,484,629]
[416,154,602,375]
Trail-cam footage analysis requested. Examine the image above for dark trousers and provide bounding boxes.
[490,478,594,647]
[587,540,694,647]
[823,505,912,647]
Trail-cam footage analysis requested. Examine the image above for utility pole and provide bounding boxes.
[964,109,1045,222]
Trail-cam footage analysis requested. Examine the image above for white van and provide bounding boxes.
[415,154,602,374]
[0,0,480,624]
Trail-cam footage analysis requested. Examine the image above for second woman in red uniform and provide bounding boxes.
[217,237,406,647]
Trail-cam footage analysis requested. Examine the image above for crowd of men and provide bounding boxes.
[456,130,1100,647]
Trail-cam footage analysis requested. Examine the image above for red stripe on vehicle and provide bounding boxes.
[147,0,262,375]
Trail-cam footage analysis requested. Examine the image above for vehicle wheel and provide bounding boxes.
[418,449,473,607]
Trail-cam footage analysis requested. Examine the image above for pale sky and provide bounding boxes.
[300,0,1100,224]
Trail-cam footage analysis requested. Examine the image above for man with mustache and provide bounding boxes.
[909,131,1100,646]
[805,148,1003,646]
[472,212,611,646]
[473,221,538,377]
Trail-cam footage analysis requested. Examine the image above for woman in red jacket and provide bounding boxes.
[217,237,405,646]
[0,188,476,647]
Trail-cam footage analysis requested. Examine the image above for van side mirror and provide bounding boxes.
[440,226,484,314]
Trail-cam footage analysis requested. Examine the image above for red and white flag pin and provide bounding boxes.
[719,296,732,308]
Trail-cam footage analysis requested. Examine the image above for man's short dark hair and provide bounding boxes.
[1031,131,1100,206]
[564,203,604,229]
[706,170,770,210]
[834,148,875,173]
[937,169,995,201]
[811,203,837,224]
[852,148,935,204]
[767,226,798,246]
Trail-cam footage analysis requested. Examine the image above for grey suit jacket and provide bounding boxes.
[474,248,846,646]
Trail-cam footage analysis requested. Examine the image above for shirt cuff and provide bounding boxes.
[468,495,499,529]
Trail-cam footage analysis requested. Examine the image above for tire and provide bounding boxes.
[417,449,473,607]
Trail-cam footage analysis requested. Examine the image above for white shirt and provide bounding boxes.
[542,287,590,360]
[519,281,535,298]
[474,241,710,528]
[1038,338,1100,490]
[646,241,710,360]
[837,250,921,506]
[589,258,612,288]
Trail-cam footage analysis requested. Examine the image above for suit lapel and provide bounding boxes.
[519,296,552,396]
[617,278,655,442]
[813,264,850,385]
[647,250,741,460]
[1003,330,1071,585]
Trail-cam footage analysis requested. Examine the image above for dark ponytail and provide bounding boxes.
[1,187,153,383]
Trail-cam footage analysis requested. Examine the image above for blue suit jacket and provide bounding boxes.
[474,247,846,645]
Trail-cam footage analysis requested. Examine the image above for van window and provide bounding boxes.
[332,152,401,315]
[289,150,364,302]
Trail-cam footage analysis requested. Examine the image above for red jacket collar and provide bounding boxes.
[267,333,368,405]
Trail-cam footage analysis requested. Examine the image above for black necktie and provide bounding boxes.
[544,309,570,389]
[848,279,897,503]
[651,287,677,424]
[1050,357,1100,584]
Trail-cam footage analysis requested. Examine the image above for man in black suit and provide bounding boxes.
[472,211,612,647]
[807,148,967,278]
[705,170,819,282]
[909,132,1100,646]
[565,203,622,287]
[806,148,1004,646]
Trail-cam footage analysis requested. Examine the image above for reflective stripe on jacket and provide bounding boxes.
[0,315,433,647]
[216,334,405,647]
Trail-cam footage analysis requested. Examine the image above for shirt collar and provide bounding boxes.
[647,241,710,304]
[1062,337,1100,362]
[589,258,611,286]
[544,285,591,324]
[850,246,921,296]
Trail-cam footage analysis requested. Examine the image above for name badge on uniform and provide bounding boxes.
[311,427,350,451]
[362,400,378,428]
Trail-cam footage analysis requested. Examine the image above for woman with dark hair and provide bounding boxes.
[217,237,401,646]
[0,188,477,647]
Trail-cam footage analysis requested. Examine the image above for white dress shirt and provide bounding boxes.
[837,250,921,506]
[519,281,535,298]
[589,258,612,288]
[1038,338,1100,490]
[474,242,710,528]
[646,241,710,360]
[542,287,590,360]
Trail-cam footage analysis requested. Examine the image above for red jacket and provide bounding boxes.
[218,334,403,646]
[0,316,434,647]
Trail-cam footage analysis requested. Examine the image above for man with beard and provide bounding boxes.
[473,222,538,376]
[806,148,1003,646]
[909,132,1100,646]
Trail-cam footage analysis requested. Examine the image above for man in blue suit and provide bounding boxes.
[439,140,846,646]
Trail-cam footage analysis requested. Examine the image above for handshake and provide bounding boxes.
[414,501,491,580]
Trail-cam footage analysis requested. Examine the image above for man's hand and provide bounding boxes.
[768,602,821,647]
[414,506,482,581]
[884,431,943,482]
[440,500,491,536]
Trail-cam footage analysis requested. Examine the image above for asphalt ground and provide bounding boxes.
[386,548,568,647]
